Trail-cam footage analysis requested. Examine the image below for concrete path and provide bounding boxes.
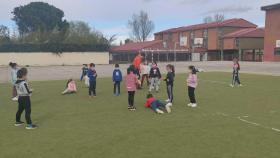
[1,61,279,83]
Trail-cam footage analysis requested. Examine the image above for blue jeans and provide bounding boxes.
[150,100,165,111]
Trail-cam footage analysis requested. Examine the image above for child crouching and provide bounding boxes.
[144,94,172,114]
[62,79,77,95]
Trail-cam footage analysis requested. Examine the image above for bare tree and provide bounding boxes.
[203,14,225,23]
[128,11,155,42]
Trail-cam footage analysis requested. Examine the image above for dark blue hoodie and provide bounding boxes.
[112,69,122,82]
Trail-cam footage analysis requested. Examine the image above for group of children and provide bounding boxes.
[9,56,242,129]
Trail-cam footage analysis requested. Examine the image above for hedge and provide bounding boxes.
[0,43,109,53]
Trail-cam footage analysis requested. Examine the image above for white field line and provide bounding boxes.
[215,112,280,133]
[200,80,229,85]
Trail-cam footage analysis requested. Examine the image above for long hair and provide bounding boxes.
[188,65,197,74]
[167,64,175,77]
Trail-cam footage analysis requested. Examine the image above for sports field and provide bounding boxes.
[0,72,280,158]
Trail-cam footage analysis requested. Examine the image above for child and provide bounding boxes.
[14,68,37,129]
[187,65,198,108]
[9,62,18,101]
[125,67,138,111]
[80,64,89,81]
[112,64,123,96]
[164,64,175,104]
[144,94,172,114]
[140,61,151,88]
[62,79,77,95]
[87,63,98,97]
[231,58,242,87]
[149,62,161,93]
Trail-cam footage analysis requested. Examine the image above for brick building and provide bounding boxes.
[261,3,280,61]
[110,18,264,63]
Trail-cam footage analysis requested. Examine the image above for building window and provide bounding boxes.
[168,33,172,41]
[179,33,188,46]
[235,39,240,48]
[190,31,194,39]
[163,41,167,49]
[275,48,280,55]
[203,29,208,38]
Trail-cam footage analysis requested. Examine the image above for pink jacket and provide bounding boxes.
[125,73,138,92]
[68,81,77,91]
[187,73,198,88]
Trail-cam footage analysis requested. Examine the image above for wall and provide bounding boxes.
[263,8,280,61]
[239,38,264,49]
[208,28,218,50]
[223,38,236,50]
[0,52,109,66]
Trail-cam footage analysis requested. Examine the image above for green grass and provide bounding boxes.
[0,72,280,158]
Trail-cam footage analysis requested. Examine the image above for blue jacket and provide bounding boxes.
[87,69,97,82]
[112,69,122,82]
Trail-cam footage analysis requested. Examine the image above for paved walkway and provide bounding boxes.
[1,61,279,83]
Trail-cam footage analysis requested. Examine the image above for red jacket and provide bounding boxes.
[144,97,156,108]
[133,55,142,70]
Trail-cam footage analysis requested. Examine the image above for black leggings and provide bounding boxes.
[114,81,121,94]
[89,81,96,96]
[167,84,173,103]
[16,96,32,124]
[128,91,135,107]
[188,86,196,104]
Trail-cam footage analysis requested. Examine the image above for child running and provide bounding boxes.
[112,64,123,96]
[231,58,242,87]
[125,67,138,111]
[144,94,172,114]
[62,79,77,95]
[9,62,18,101]
[14,68,37,129]
[187,66,198,108]
[164,64,175,104]
[149,62,161,93]
[88,63,97,97]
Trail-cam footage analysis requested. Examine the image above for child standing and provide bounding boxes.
[62,79,77,95]
[125,67,138,111]
[80,64,89,81]
[144,94,172,114]
[112,64,123,96]
[88,63,97,97]
[231,58,242,87]
[140,61,151,88]
[149,62,161,93]
[187,66,198,108]
[9,62,18,101]
[14,68,37,129]
[164,64,175,104]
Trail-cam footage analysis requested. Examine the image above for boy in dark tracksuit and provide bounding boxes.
[164,64,175,104]
[112,64,123,96]
[88,63,97,97]
[149,63,161,92]
[14,68,37,130]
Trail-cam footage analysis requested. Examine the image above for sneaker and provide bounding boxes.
[191,104,197,108]
[14,121,24,127]
[230,84,234,88]
[156,109,164,114]
[187,103,193,107]
[165,99,170,102]
[165,104,172,113]
[12,97,18,101]
[238,84,243,87]
[26,124,38,130]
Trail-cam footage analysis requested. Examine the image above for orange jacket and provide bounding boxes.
[133,55,142,70]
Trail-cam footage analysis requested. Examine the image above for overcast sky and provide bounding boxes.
[0,0,278,43]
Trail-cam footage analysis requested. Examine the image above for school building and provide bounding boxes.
[110,18,265,63]
[261,3,280,61]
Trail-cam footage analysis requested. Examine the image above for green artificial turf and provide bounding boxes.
[0,72,280,158]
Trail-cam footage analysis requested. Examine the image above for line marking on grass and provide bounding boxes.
[200,80,229,85]
[237,116,260,126]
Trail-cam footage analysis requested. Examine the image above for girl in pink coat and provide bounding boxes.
[186,66,198,107]
[125,67,139,111]
[62,79,77,95]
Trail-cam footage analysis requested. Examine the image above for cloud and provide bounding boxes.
[204,5,253,15]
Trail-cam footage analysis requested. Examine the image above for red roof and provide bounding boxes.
[224,28,264,38]
[155,18,257,35]
[110,40,162,53]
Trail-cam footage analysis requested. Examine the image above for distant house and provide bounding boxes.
[110,18,264,63]
[261,3,280,62]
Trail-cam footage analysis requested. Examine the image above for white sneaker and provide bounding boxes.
[156,109,164,114]
[165,99,170,102]
[191,104,197,108]
[230,84,234,88]
[12,97,18,101]
[238,84,243,87]
[187,103,192,107]
[165,104,172,113]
